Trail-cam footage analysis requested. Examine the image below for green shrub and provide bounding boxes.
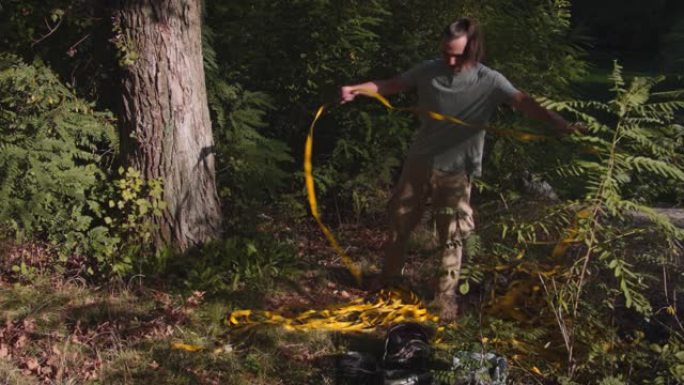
[0,53,117,258]
[0,54,169,278]
[94,166,166,276]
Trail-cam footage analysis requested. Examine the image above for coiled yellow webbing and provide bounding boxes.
[228,289,438,332]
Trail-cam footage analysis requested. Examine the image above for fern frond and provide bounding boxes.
[615,200,684,239]
[609,60,626,94]
[622,156,684,181]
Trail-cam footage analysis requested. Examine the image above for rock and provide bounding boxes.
[519,171,559,201]
[447,351,507,385]
[628,208,684,228]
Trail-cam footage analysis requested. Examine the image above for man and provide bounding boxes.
[340,18,578,321]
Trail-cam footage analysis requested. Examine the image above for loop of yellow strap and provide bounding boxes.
[305,90,551,285]
[170,342,203,352]
[305,105,363,284]
[224,91,565,337]
[551,206,593,258]
[354,89,548,142]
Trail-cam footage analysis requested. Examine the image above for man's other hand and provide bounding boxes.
[340,86,358,104]
[558,122,589,136]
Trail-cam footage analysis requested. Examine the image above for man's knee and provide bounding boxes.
[444,238,463,250]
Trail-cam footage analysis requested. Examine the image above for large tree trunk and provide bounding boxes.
[117,0,221,250]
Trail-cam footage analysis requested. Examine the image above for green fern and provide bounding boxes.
[471,61,684,380]
[0,53,117,255]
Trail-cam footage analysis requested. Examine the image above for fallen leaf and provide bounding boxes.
[23,318,36,332]
[46,354,59,367]
[14,334,27,349]
[26,357,39,371]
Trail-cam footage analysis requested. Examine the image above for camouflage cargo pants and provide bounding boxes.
[383,157,474,297]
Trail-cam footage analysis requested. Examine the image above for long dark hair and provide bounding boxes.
[442,18,484,63]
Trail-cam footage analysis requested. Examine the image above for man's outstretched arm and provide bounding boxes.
[508,91,581,135]
[340,77,410,103]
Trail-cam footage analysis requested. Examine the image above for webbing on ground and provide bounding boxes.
[227,289,438,332]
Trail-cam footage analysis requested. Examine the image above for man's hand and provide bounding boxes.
[339,78,409,104]
[557,122,589,136]
[340,86,359,104]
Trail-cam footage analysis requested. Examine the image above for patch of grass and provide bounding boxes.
[101,339,241,384]
[1,279,74,321]
[0,270,350,385]
[0,358,37,385]
[0,275,223,384]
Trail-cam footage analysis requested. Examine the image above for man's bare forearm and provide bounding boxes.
[510,92,575,134]
[340,77,408,102]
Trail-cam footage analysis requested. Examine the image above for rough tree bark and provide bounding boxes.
[116,0,221,250]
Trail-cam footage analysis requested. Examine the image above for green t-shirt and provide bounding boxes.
[400,60,519,176]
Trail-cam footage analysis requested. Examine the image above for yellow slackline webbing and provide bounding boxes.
[305,104,363,284]
[354,89,549,142]
[219,90,577,337]
[304,89,551,285]
[226,289,439,332]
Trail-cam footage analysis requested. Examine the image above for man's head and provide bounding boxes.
[441,18,483,71]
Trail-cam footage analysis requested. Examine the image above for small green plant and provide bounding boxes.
[650,337,684,384]
[541,61,683,319]
[98,166,166,276]
[110,14,140,67]
[180,236,298,294]
[10,261,37,281]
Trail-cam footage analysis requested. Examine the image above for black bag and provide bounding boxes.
[449,351,508,385]
[337,351,381,385]
[383,322,431,371]
[383,323,433,385]
[338,323,434,385]
[383,369,433,385]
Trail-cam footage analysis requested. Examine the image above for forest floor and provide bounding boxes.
[0,220,549,385]
[1,213,682,384]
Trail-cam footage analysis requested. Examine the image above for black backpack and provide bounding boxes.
[337,351,381,385]
[383,322,431,371]
[382,323,433,385]
[337,323,434,385]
